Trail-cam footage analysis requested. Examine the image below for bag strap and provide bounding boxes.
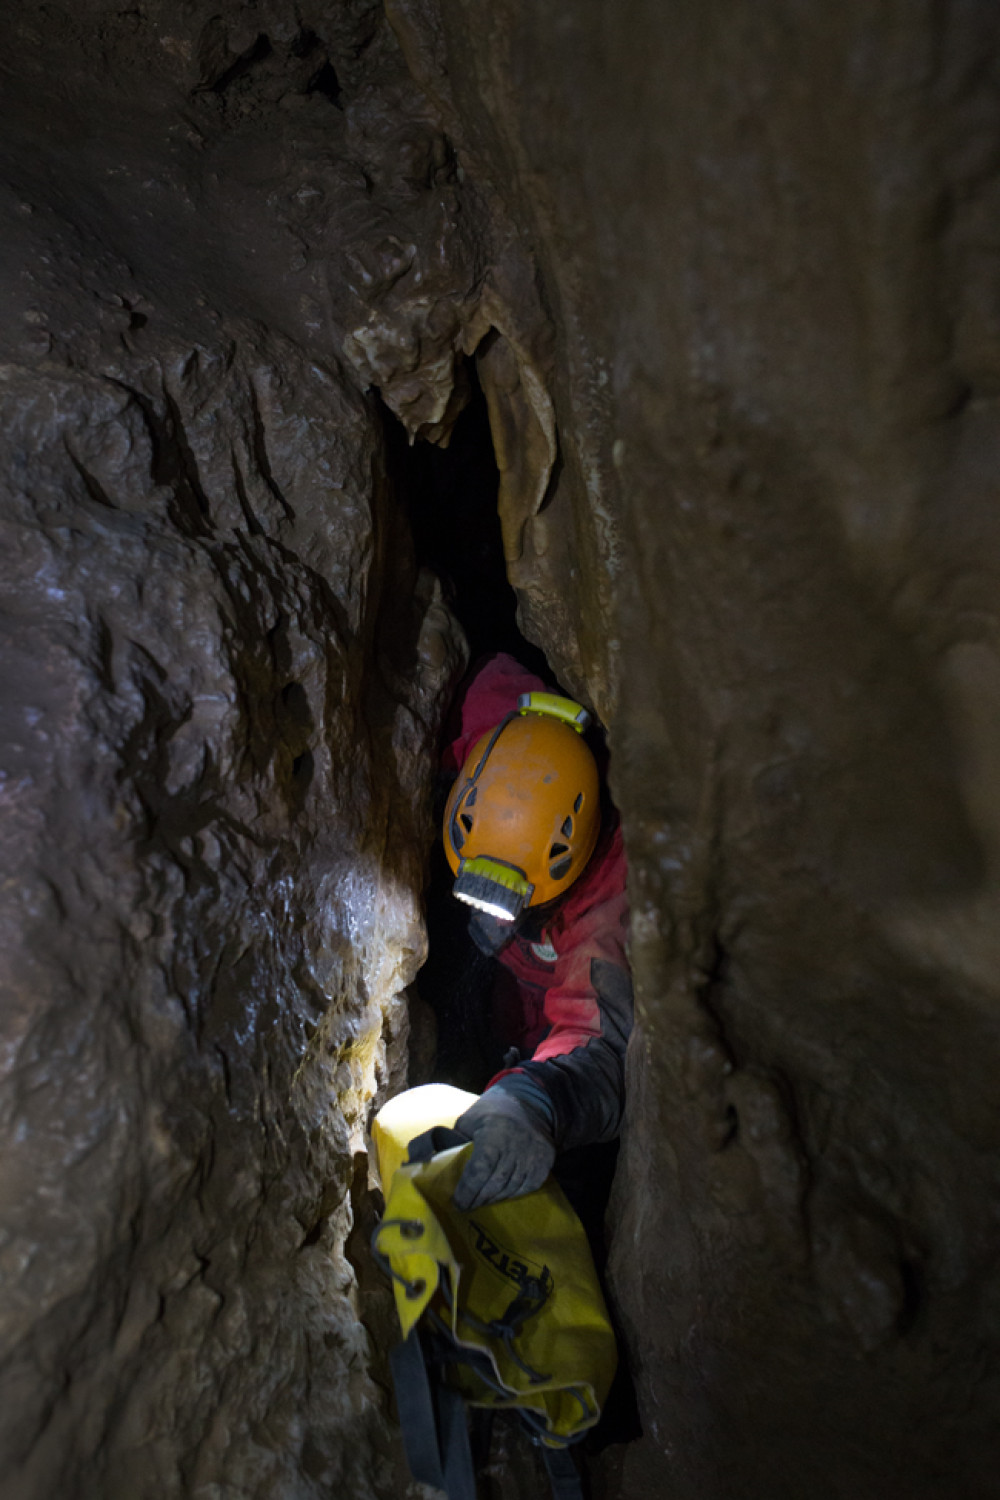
[390,1128,586,1500]
[405,1124,470,1162]
[389,1329,477,1500]
[540,1443,585,1500]
[392,1326,585,1500]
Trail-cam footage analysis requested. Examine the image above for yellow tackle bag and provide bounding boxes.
[371,1085,618,1500]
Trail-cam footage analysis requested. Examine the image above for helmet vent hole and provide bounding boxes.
[549,840,569,860]
[561,816,574,839]
[452,821,465,851]
[466,787,478,807]
[550,857,572,881]
[460,813,474,833]
[573,793,584,813]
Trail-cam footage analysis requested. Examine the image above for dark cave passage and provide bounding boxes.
[388,371,640,1474]
[393,379,622,1099]
[388,369,554,1090]
[395,366,550,679]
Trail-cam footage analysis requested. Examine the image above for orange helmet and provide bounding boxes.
[443,692,601,921]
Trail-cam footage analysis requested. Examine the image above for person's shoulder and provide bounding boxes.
[464,651,548,702]
[444,653,549,772]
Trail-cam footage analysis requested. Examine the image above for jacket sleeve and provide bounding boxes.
[493,836,633,1151]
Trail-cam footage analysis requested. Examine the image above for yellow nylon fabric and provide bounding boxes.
[372,1088,617,1443]
[372,1082,478,1195]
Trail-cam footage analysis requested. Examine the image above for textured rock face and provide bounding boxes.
[381,3,1000,1497]
[6,2,1000,1498]
[0,5,469,1496]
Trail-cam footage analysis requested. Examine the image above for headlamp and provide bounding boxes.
[516,691,591,731]
[453,856,534,922]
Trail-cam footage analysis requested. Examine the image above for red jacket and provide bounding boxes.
[444,654,632,1150]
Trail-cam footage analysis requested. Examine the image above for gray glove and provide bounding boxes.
[452,1088,557,1212]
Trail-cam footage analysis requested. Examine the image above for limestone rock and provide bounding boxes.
[0,5,467,1496]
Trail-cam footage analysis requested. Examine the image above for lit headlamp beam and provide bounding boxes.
[453,891,518,921]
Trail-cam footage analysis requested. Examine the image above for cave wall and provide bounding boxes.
[380,2,1000,1497]
[0,6,471,1496]
[6,2,1000,1498]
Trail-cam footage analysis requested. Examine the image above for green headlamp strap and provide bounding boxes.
[516,692,591,731]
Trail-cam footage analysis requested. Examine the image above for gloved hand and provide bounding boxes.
[452,1088,556,1212]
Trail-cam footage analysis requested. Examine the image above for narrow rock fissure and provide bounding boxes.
[381,366,637,1495]
[392,365,550,678]
[383,368,553,1094]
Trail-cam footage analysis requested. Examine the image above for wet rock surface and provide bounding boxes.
[0,5,469,1496]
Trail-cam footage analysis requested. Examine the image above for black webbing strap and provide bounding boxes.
[438,1381,477,1499]
[391,1325,587,1500]
[540,1443,585,1500]
[405,1124,470,1163]
[389,1329,477,1500]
